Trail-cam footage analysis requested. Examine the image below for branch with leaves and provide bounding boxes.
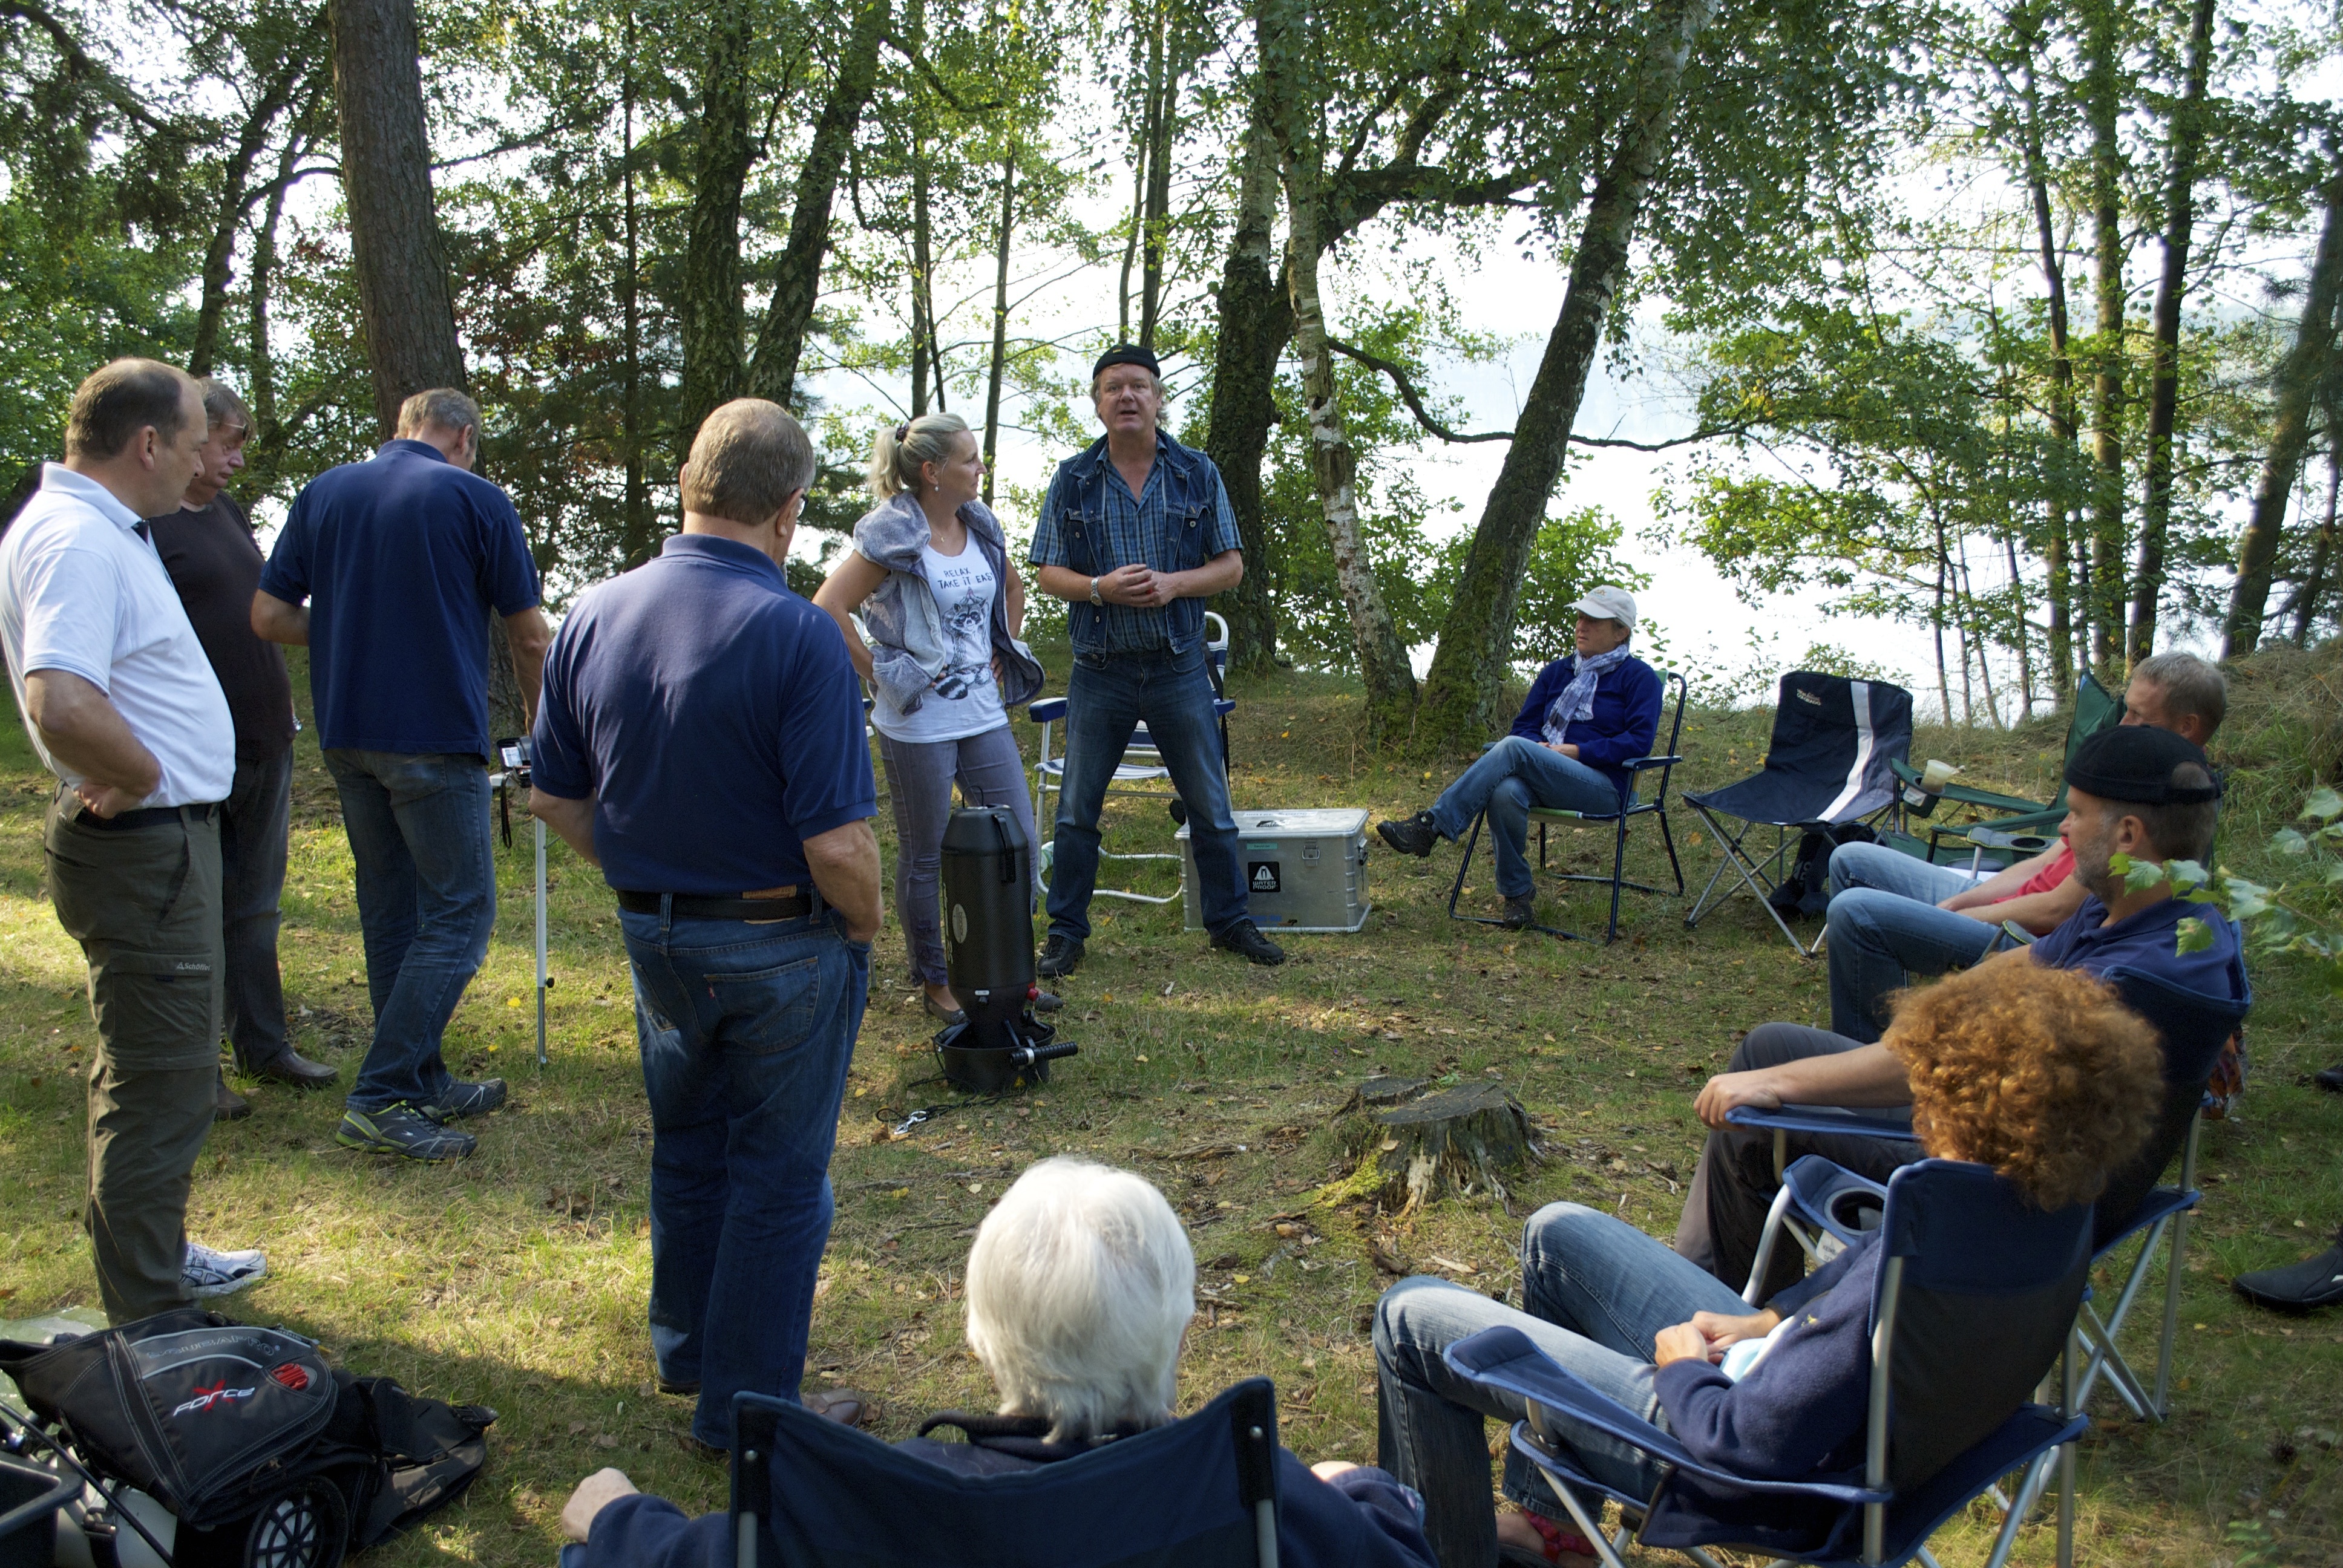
[2112,787,2343,991]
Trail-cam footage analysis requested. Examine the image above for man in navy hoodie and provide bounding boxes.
[1378,586,1660,929]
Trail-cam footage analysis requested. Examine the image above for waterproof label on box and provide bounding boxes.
[1248,861,1281,893]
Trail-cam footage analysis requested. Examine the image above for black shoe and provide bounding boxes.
[1377,811,1440,857]
[2233,1238,2343,1312]
[655,1375,701,1397]
[419,1078,507,1123]
[1038,933,1085,978]
[249,1048,339,1087]
[1211,919,1285,966]
[214,1071,251,1122]
[922,993,966,1025]
[2315,1062,2343,1093]
[1499,893,1539,930]
[336,1103,477,1161]
[1031,988,1063,1014]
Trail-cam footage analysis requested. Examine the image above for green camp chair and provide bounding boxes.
[1886,672,2125,865]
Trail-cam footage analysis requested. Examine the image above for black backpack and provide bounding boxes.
[1766,822,1878,920]
[0,1308,493,1564]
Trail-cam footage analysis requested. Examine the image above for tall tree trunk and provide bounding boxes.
[2082,0,2128,675]
[1138,23,1179,351]
[2021,43,2079,702]
[1415,0,1718,748]
[2223,158,2343,655]
[1118,16,1156,344]
[678,1,755,443]
[621,6,655,565]
[329,0,467,436]
[2007,532,2037,717]
[982,149,1015,506]
[246,129,304,450]
[1260,0,1414,727]
[2294,430,2340,646]
[747,0,890,408]
[911,137,934,416]
[1933,539,1953,724]
[1203,109,1289,675]
[2126,0,2217,667]
[191,58,306,376]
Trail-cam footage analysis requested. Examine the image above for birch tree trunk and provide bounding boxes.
[1414,0,1717,749]
[2126,0,2217,666]
[1260,0,1415,729]
[329,0,467,436]
[1202,110,1290,675]
[2223,157,2343,655]
[2082,0,2129,675]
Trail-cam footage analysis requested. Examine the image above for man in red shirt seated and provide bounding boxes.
[1818,650,2224,1042]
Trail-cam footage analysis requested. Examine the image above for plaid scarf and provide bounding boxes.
[1541,645,1632,746]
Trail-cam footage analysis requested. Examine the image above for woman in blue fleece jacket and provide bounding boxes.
[1377,586,1660,929]
[1373,959,2163,1568]
[562,1158,1436,1568]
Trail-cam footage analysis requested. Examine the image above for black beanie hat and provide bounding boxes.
[2065,724,2221,805]
[1092,343,1161,380]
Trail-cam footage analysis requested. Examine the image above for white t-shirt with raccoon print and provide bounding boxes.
[871,538,1007,743]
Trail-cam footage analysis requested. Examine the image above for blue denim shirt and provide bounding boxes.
[1028,431,1242,655]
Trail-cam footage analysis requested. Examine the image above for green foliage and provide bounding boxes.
[2111,787,2343,993]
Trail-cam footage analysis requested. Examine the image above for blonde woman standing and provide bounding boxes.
[814,413,1047,1024]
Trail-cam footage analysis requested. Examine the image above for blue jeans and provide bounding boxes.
[1047,643,1244,939]
[620,904,869,1449]
[324,750,494,1112]
[1823,841,1997,1042]
[1428,736,1627,899]
[1377,1203,1750,1568]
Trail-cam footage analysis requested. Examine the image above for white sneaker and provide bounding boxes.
[183,1241,267,1299]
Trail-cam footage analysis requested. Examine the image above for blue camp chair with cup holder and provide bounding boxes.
[1683,673,1915,956]
[1444,671,1688,943]
[1443,1158,2093,1568]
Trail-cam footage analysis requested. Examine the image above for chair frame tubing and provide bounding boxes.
[1682,809,1826,958]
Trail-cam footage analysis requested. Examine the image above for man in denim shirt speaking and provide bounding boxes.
[1027,345,1282,976]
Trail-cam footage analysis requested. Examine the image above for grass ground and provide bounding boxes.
[0,637,2338,1567]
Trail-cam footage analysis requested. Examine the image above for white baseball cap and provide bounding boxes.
[1567,585,1637,630]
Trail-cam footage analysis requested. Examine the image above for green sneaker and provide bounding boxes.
[337,1103,477,1161]
[419,1078,507,1123]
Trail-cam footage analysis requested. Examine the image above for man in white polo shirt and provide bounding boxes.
[0,359,269,1321]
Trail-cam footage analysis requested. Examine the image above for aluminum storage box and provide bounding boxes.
[1177,808,1372,932]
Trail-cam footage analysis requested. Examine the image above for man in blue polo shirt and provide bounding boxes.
[253,388,551,1161]
[1027,343,1280,976]
[528,397,880,1454]
[1678,724,2244,1298]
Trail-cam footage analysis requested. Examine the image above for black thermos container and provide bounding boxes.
[940,806,1034,1040]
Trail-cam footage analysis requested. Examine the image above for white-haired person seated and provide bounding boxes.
[561,1157,1437,1568]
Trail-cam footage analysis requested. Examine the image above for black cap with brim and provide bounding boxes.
[1092,344,1161,380]
[2065,725,2221,805]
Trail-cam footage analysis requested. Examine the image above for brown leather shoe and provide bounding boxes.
[802,1388,873,1428]
[214,1071,251,1122]
[250,1048,339,1087]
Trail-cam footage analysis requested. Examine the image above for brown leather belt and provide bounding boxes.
[615,889,811,920]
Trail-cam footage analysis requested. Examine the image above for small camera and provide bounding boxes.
[496,736,531,788]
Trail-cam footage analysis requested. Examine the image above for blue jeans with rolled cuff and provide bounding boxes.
[1045,641,1245,941]
[324,750,494,1112]
[1376,1203,1752,1568]
[1823,841,2000,1042]
[620,901,870,1450]
[1427,736,1628,899]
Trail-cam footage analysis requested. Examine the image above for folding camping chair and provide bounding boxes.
[1683,673,1915,956]
[1884,672,2124,866]
[1445,671,1688,943]
[1728,959,2252,1425]
[1029,610,1236,906]
[1444,1159,2092,1568]
[727,1379,1323,1568]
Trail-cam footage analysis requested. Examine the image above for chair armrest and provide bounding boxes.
[1725,1103,1916,1142]
[1996,920,2036,948]
[1445,1328,1884,1506]
[1932,782,2048,814]
[1626,754,1683,772]
[1029,697,1069,723]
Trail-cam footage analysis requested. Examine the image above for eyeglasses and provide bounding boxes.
[1098,378,1158,399]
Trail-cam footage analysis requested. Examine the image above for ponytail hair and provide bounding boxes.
[870,411,973,499]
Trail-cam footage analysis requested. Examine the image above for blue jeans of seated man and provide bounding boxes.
[621,904,868,1449]
[1047,642,1244,941]
[1377,1202,1751,1568]
[1426,736,1627,899]
[324,750,494,1112]
[1824,840,2001,1043]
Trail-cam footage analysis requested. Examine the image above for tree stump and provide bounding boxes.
[1340,1079,1539,1214]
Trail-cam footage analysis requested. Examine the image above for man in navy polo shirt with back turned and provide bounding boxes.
[528,397,881,1455]
[253,388,552,1161]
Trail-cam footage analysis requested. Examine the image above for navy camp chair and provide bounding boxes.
[1683,673,1915,956]
[729,1379,1294,1568]
[1444,1160,2091,1568]
[1728,960,2252,1424]
[1446,671,1688,943]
